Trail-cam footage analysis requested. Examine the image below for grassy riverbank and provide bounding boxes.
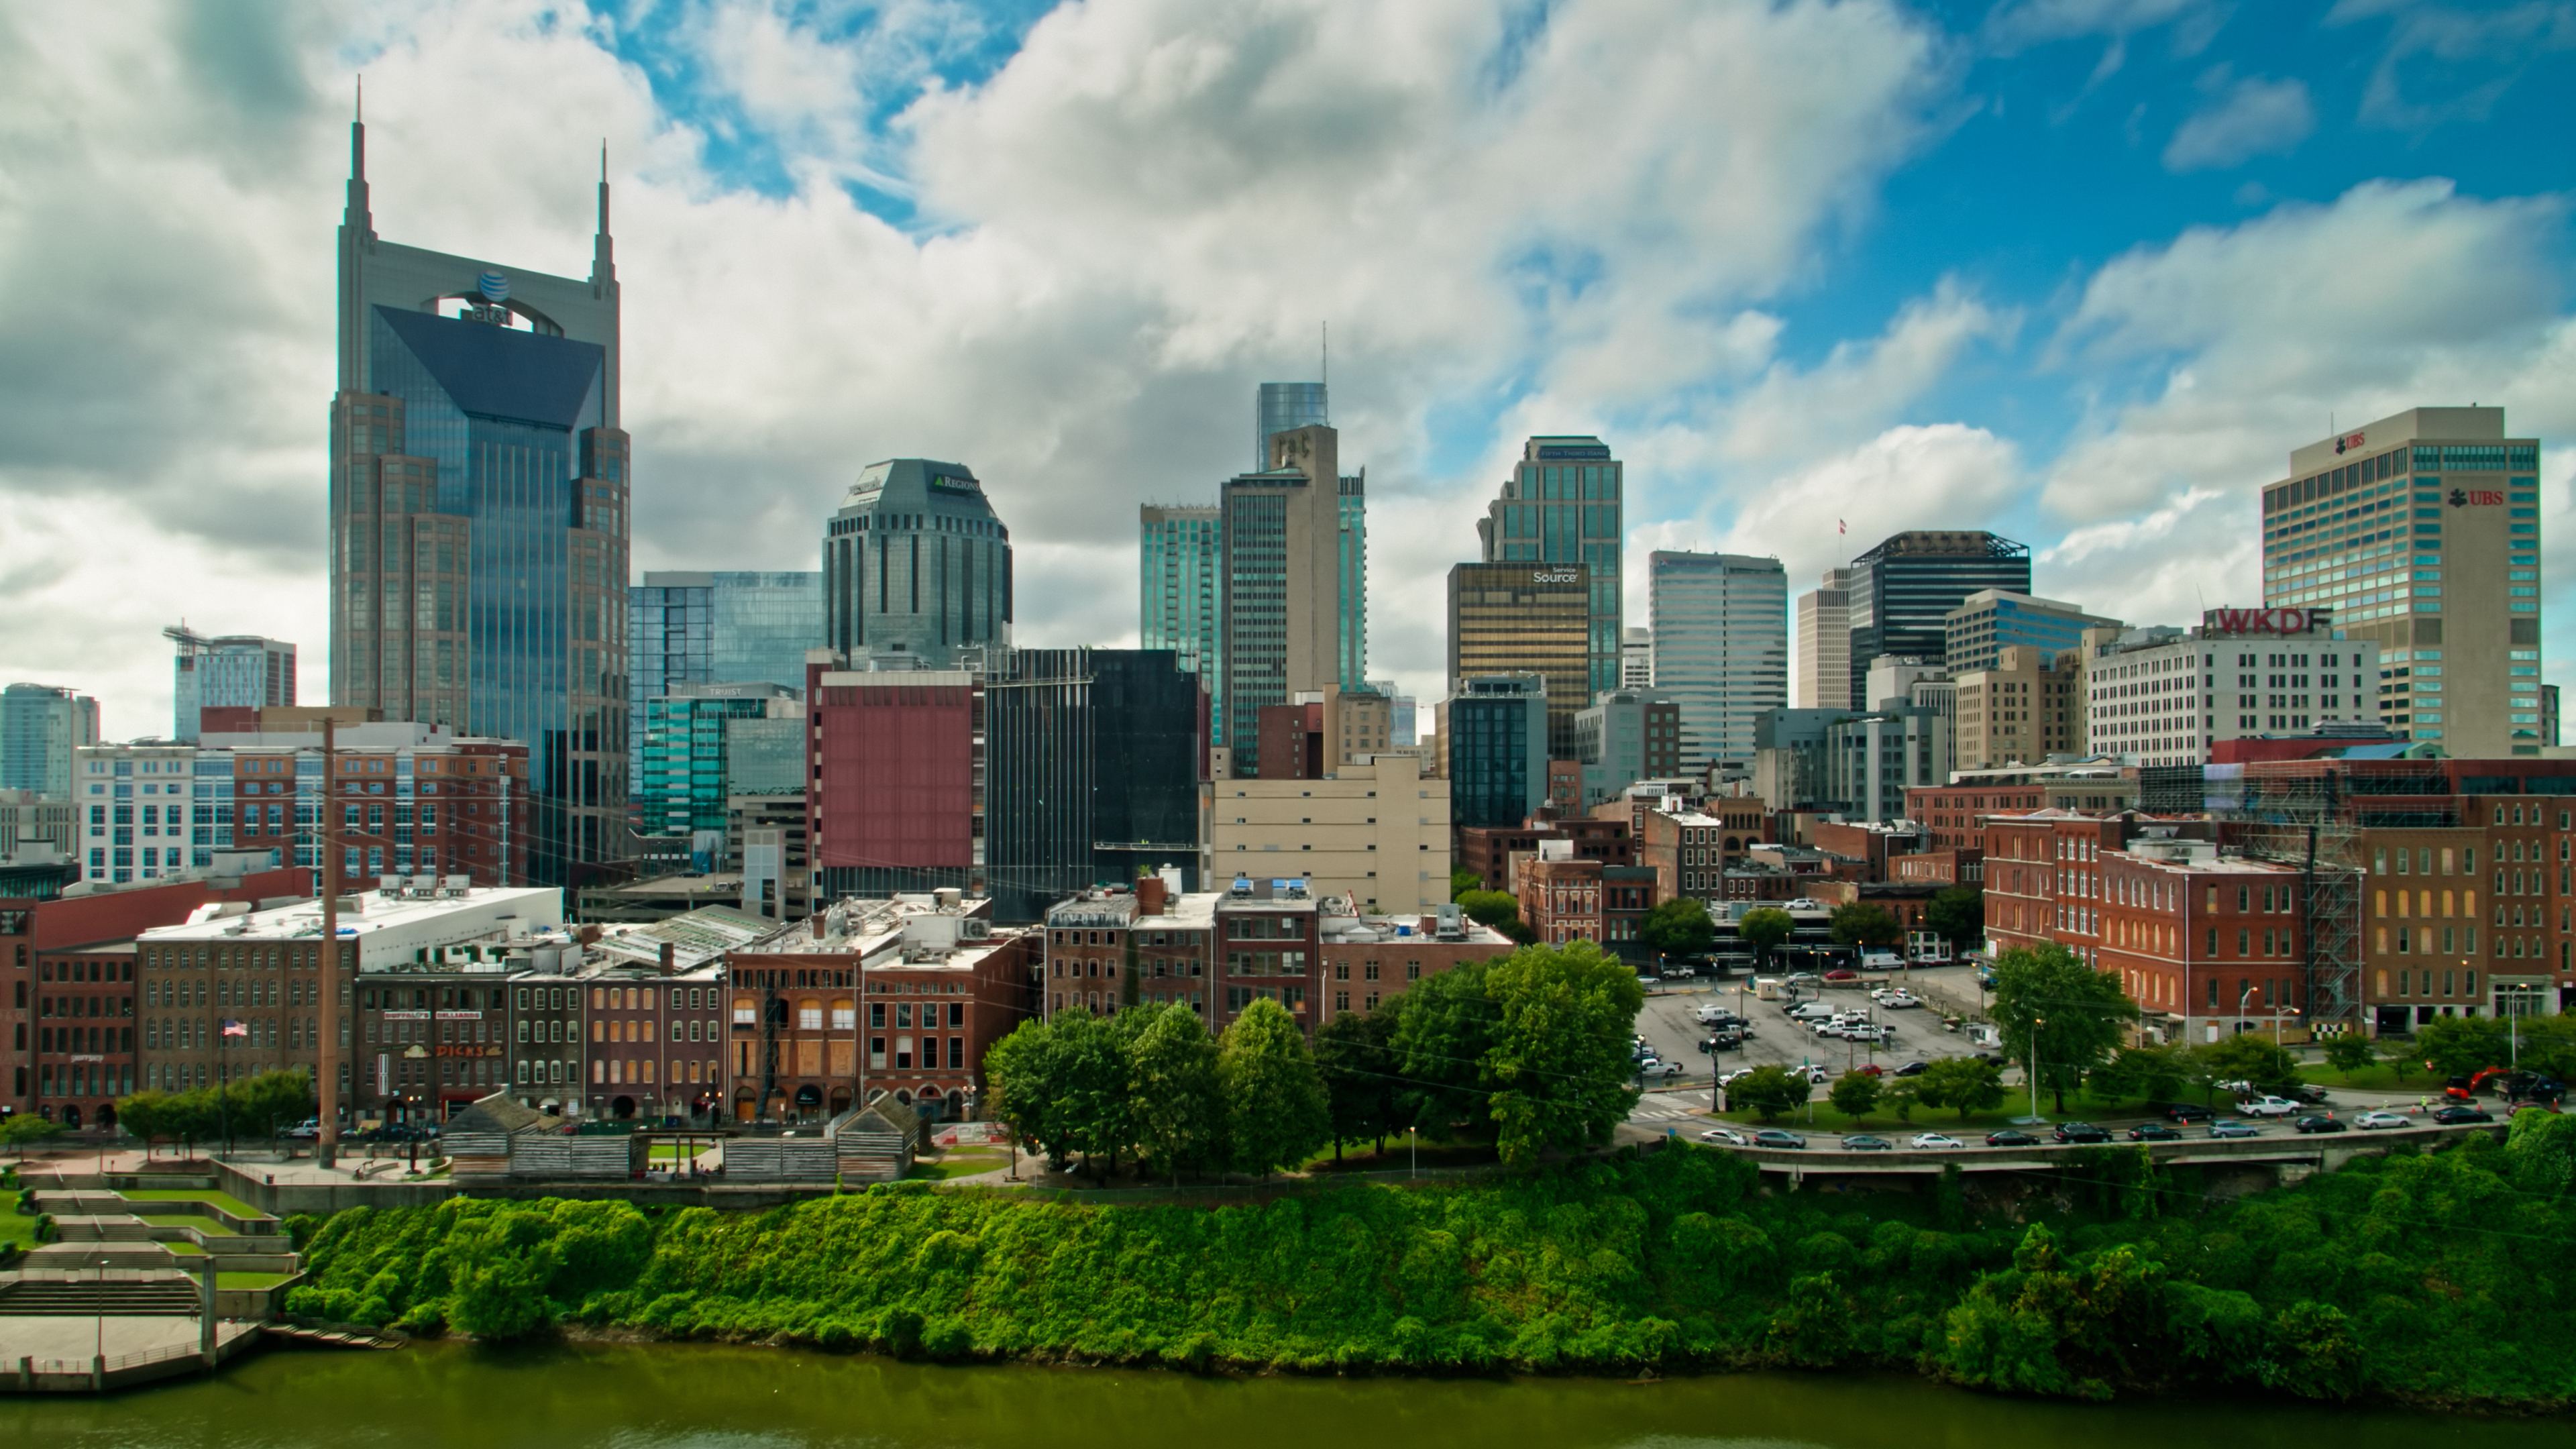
[284,1115,2576,1409]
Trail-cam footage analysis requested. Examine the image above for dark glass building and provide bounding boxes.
[820,460,1012,669]
[331,116,629,884]
[1446,562,1591,758]
[627,570,820,795]
[1445,674,1549,830]
[1843,531,2031,709]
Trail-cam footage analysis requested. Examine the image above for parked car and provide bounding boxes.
[2157,1101,2214,1123]
[1800,1066,1833,1085]
[1841,1134,1893,1152]
[1654,1061,1685,1077]
[2208,1118,2262,1138]
[1718,1068,1760,1087]
[2237,1095,2302,1118]
[1984,1128,2039,1147]
[1890,1060,1932,1077]
[2126,1122,2182,1142]
[1693,1005,1738,1025]
[282,1118,323,1140]
[1909,1132,1964,1150]
[2284,1083,2332,1105]
[2292,1114,2348,1134]
[1882,994,1923,1010]
[1786,1002,1835,1021]
[1822,969,1860,982]
[2053,1121,2110,1144]
[2353,1109,2411,1130]
[1752,1129,1809,1149]
[2432,1104,2494,1124]
[1699,1126,1750,1146]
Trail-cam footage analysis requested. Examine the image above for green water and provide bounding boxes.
[3,1341,2561,1448]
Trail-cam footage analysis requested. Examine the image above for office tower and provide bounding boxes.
[983,649,1208,919]
[2080,614,2379,767]
[1256,382,1330,469]
[168,630,295,743]
[820,459,1014,671]
[1,684,99,798]
[627,571,820,794]
[1843,532,2031,710]
[1446,561,1591,757]
[1220,425,1350,775]
[1366,678,1416,746]
[1942,590,2120,676]
[1621,628,1653,688]
[636,682,799,841]
[1250,383,1368,694]
[1444,674,1550,829]
[1140,503,1223,741]
[2261,407,2541,755]
[1476,436,1623,698]
[331,114,628,882]
[1210,755,1449,914]
[1795,568,1853,710]
[1572,688,1682,805]
[1646,551,1787,773]
[1954,645,2083,769]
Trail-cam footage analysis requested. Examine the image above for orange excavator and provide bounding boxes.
[2440,1067,2509,1102]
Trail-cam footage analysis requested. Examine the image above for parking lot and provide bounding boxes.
[1626,970,1996,1120]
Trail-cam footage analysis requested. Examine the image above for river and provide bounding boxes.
[3,1342,2561,1448]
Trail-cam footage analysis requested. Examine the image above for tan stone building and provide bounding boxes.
[1210,754,1451,914]
[1953,645,2086,769]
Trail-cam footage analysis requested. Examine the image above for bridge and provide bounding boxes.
[1710,1120,2506,1184]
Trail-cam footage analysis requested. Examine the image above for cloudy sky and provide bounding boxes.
[4,0,2573,740]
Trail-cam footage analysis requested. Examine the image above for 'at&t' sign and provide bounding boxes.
[2203,607,2326,636]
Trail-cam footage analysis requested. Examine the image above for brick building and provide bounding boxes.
[1907,762,2141,854]
[1455,814,1633,893]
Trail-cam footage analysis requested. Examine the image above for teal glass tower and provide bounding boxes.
[331,113,629,883]
[627,571,819,790]
[1477,437,1622,700]
[1139,504,1222,735]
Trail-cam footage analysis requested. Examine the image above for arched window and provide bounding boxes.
[830,997,855,1029]
[798,999,823,1030]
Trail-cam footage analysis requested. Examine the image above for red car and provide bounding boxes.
[1823,969,1859,981]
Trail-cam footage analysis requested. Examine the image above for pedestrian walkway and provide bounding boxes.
[1628,1093,1703,1123]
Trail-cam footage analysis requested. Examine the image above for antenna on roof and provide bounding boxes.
[1321,321,1328,388]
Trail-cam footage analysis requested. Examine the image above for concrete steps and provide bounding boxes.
[0,1279,203,1316]
[25,1242,178,1273]
[53,1216,154,1244]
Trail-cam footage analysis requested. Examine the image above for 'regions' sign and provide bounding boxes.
[2202,607,2330,636]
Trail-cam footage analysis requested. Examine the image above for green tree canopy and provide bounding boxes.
[2194,1034,2304,1095]
[1915,1057,2006,1122]
[1639,898,1716,958]
[1126,1004,1222,1183]
[1313,1008,1401,1159]
[1989,944,2137,1112]
[1450,867,1483,902]
[2090,1044,2188,1105]
[1728,1064,1811,1122]
[1737,908,1794,969]
[2320,1032,2378,1079]
[1482,942,1645,1167]
[1829,902,1903,949]
[1827,1069,1882,1122]
[2,1112,64,1155]
[1925,888,1983,947]
[1218,999,1331,1177]
[1389,959,1500,1137]
[2416,1016,2513,1081]
[983,1018,1076,1169]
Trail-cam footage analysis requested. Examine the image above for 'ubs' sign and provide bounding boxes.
[2202,607,2326,636]
[2449,488,2504,507]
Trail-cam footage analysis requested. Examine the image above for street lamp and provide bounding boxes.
[2014,1015,2047,1125]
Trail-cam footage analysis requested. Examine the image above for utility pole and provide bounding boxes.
[318,718,343,1169]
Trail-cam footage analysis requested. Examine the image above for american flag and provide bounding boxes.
[221,1019,247,1038]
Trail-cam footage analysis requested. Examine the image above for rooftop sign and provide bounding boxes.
[2202,607,2329,636]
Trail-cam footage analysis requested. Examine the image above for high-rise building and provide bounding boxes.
[1443,674,1550,830]
[1646,551,1786,773]
[627,571,820,795]
[168,631,295,743]
[1446,561,1591,757]
[1476,436,1623,698]
[636,682,799,841]
[1367,678,1416,747]
[1572,688,1683,806]
[1,684,99,799]
[1256,382,1330,470]
[1249,383,1366,696]
[1954,645,2085,770]
[1140,504,1223,737]
[1794,568,1854,710]
[1220,425,1352,775]
[1943,590,2121,675]
[1843,532,2031,710]
[2261,407,2542,755]
[331,116,629,883]
[820,460,1014,672]
[1621,627,1654,688]
[2082,612,2381,765]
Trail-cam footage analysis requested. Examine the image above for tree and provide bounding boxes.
[1827,1069,1882,1122]
[1389,959,1499,1138]
[2377,1036,2420,1086]
[115,1091,173,1159]
[1218,999,1330,1177]
[2416,1016,2512,1081]
[2321,1032,2379,1079]
[2194,1034,2303,1094]
[1882,1081,1919,1123]
[1915,1057,2005,1122]
[223,1069,317,1140]
[1738,908,1794,971]
[1638,898,1715,959]
[2089,1044,2186,1106]
[1482,942,1645,1167]
[1456,890,1534,943]
[1728,1064,1811,1122]
[1313,1008,1401,1160]
[1829,902,1902,950]
[1061,1010,1144,1176]
[1988,944,2136,1113]
[1925,888,1984,949]
[983,1019,1076,1169]
[2,1112,64,1158]
[1125,1005,1221,1184]
[1449,867,1482,902]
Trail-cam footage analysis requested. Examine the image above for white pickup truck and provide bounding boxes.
[2237,1095,2302,1118]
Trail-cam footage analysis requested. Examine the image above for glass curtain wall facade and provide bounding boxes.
[2,684,99,798]
[1446,562,1592,759]
[1219,424,1345,777]
[820,460,1013,669]
[1339,474,1368,690]
[331,113,629,884]
[637,683,797,839]
[1256,382,1330,470]
[172,636,296,742]
[1648,551,1788,772]
[1446,677,1549,829]
[1140,504,1223,736]
[627,571,819,795]
[1843,532,2031,712]
[1476,437,1623,698]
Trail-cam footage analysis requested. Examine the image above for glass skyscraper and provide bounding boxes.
[1221,425,1352,774]
[1,684,98,799]
[331,114,629,883]
[636,682,797,842]
[1647,551,1788,771]
[627,571,820,788]
[1842,531,2031,710]
[820,459,1012,669]
[1140,504,1222,735]
[1476,437,1623,698]
[1446,562,1592,758]
[1256,382,1330,470]
[170,633,295,741]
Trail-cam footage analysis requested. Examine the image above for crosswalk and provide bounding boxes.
[1629,1093,1703,1123]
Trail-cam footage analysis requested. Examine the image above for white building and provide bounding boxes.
[2084,612,2380,767]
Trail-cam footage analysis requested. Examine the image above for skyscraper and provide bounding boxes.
[819,460,1013,670]
[636,681,799,840]
[2261,407,2542,755]
[1220,425,1351,774]
[1647,551,1788,773]
[1621,627,1653,688]
[1942,590,2120,675]
[1446,561,1591,758]
[1843,532,2031,710]
[1477,436,1623,698]
[1140,503,1222,734]
[1,684,98,799]
[1444,674,1550,829]
[168,631,295,742]
[1795,568,1853,710]
[627,571,820,792]
[1256,382,1330,470]
[331,115,629,882]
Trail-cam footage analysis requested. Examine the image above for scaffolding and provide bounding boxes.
[2212,765,2388,1035]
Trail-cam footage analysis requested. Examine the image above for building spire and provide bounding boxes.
[590,138,615,286]
[344,76,373,236]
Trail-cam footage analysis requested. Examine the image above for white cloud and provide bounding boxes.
[2163,70,2315,170]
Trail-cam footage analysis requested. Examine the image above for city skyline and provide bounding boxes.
[1,4,2571,745]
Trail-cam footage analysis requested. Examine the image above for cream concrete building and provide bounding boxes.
[1953,644,2086,770]
[1210,753,1451,914]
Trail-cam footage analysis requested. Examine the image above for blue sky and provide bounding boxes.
[1,0,2572,733]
